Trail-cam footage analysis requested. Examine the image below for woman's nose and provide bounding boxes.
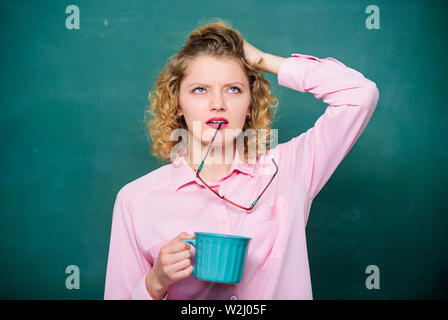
[208,93,226,111]
[209,104,226,111]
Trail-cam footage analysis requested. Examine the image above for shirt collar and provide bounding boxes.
[170,148,256,191]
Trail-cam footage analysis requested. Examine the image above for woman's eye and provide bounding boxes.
[192,87,205,93]
[192,87,241,93]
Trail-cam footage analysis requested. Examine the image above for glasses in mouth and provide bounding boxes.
[195,122,278,211]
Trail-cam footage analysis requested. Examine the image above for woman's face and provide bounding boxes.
[178,55,251,151]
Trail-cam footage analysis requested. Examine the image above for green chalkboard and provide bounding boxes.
[0,0,447,299]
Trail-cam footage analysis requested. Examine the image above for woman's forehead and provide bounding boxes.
[183,56,247,84]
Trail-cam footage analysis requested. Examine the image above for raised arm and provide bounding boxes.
[275,52,379,206]
[249,46,379,218]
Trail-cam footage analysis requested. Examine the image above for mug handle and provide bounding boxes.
[181,238,196,247]
[181,239,196,274]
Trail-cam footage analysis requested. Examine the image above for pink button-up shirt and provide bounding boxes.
[104,53,379,300]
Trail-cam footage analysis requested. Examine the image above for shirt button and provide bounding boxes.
[220,219,226,225]
[230,295,238,300]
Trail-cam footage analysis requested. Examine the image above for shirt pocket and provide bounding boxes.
[247,204,277,225]
[267,196,289,264]
[244,196,289,272]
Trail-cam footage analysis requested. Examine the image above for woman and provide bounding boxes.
[104,20,379,300]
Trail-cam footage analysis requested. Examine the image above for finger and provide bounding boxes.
[165,249,191,265]
[167,258,192,275]
[165,232,193,249]
[168,264,194,282]
[170,232,194,245]
[178,232,195,240]
[174,265,194,280]
[165,239,192,254]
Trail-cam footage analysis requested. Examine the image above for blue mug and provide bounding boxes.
[181,232,251,284]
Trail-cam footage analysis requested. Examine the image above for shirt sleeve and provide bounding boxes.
[104,191,167,300]
[277,53,380,205]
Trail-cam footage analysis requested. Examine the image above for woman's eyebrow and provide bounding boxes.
[188,81,245,88]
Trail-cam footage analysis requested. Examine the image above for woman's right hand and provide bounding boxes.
[146,232,195,299]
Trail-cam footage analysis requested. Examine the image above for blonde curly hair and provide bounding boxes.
[144,19,279,165]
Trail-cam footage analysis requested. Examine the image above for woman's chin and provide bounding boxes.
[201,138,234,148]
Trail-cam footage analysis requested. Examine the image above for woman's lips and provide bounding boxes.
[206,122,229,129]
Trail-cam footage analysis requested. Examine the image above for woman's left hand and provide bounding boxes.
[242,38,266,70]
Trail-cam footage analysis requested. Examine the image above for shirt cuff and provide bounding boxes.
[130,274,168,300]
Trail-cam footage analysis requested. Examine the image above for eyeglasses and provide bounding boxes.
[195,122,278,211]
